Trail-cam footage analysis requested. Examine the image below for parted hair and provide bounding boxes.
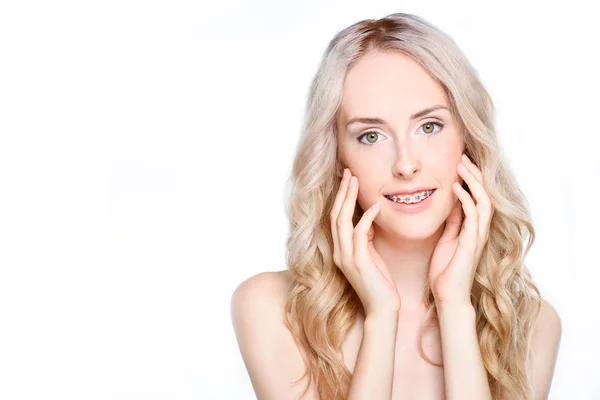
[283,12,542,400]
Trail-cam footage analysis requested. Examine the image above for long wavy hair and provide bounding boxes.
[283,12,542,400]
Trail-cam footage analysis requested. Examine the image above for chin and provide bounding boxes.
[381,218,444,241]
[397,224,441,240]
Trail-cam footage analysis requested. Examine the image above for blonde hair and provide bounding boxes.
[283,12,542,400]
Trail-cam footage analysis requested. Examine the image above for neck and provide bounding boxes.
[371,222,445,312]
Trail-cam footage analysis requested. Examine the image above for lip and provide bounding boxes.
[386,186,435,196]
[385,189,436,213]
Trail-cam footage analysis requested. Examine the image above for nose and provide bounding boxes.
[392,145,421,178]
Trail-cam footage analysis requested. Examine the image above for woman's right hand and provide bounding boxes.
[330,168,401,318]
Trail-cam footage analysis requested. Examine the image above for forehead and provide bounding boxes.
[339,50,448,124]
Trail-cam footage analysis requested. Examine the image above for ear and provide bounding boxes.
[335,155,346,178]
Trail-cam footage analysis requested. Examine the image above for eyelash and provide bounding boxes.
[356,121,445,145]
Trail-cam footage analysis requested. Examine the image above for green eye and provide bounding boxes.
[356,131,381,145]
[356,121,445,146]
[422,123,435,134]
[421,121,444,135]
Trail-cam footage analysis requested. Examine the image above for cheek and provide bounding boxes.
[355,179,380,207]
[352,171,386,210]
[429,162,462,193]
[426,126,463,158]
[428,143,462,165]
[425,152,461,181]
[425,139,463,183]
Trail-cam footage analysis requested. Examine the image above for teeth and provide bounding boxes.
[387,189,434,204]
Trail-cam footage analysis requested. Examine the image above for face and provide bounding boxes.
[336,50,465,239]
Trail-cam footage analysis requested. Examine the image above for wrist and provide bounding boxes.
[435,300,475,316]
[364,310,400,325]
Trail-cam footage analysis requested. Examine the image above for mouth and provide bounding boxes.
[384,189,436,204]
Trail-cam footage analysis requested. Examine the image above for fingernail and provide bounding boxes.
[372,202,380,210]
[349,176,356,188]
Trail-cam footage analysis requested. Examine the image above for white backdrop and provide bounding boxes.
[0,0,598,399]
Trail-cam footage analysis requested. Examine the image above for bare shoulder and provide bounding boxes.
[231,270,294,325]
[535,299,562,334]
[231,270,319,400]
[528,298,562,399]
[231,270,292,311]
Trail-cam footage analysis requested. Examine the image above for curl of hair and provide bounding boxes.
[283,12,542,400]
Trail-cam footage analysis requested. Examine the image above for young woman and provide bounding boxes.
[231,12,561,400]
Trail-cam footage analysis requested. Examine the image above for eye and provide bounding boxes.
[357,130,381,145]
[420,121,444,135]
[356,121,445,145]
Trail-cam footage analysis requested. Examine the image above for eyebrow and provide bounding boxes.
[345,105,449,128]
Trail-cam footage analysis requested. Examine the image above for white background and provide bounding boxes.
[0,0,598,399]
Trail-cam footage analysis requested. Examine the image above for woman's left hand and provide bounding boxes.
[429,153,495,305]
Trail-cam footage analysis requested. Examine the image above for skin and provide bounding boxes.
[332,49,560,398]
[230,48,562,400]
[336,49,466,311]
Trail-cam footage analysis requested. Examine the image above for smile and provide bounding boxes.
[384,189,436,204]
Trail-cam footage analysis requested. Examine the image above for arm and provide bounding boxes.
[436,300,562,400]
[436,301,492,400]
[527,299,562,400]
[231,272,399,400]
[347,312,398,400]
[231,272,319,399]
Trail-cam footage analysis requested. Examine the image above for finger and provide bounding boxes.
[355,204,396,287]
[457,161,492,239]
[452,181,478,249]
[330,168,350,267]
[438,198,463,243]
[458,162,488,206]
[337,174,359,268]
[353,201,381,270]
[367,241,396,286]
[362,208,398,286]
[461,154,483,184]
[331,168,350,218]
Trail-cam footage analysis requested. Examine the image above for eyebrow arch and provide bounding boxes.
[345,105,449,128]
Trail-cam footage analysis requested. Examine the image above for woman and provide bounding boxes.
[231,12,561,400]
